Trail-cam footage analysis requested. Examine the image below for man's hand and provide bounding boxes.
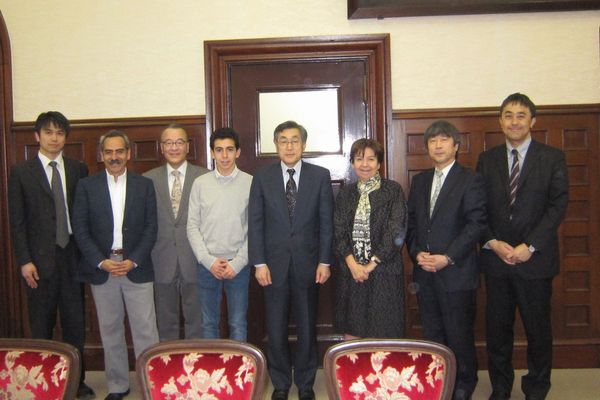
[417,252,448,272]
[221,262,237,280]
[210,259,228,280]
[100,259,122,273]
[110,259,136,276]
[21,263,39,288]
[488,239,516,265]
[315,263,330,284]
[509,243,533,264]
[255,265,272,286]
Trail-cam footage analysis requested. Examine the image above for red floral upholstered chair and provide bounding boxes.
[0,338,81,400]
[136,339,267,400]
[323,339,456,400]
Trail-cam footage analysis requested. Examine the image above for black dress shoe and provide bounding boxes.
[77,382,96,399]
[299,389,315,400]
[271,389,289,400]
[104,389,130,400]
[489,392,510,400]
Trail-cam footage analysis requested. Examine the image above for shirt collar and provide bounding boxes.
[105,168,127,184]
[38,151,63,168]
[281,160,302,176]
[215,165,239,182]
[435,160,455,177]
[506,136,532,159]
[167,160,188,177]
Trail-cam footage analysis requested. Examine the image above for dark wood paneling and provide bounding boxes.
[390,104,600,368]
[4,105,600,370]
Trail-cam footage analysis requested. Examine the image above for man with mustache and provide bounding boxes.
[73,130,159,400]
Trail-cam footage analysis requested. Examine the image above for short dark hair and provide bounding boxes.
[273,120,307,143]
[35,111,70,136]
[161,123,188,141]
[210,127,240,150]
[99,130,130,150]
[350,138,384,164]
[500,92,536,117]
[423,120,461,147]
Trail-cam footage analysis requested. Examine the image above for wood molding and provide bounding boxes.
[348,0,600,19]
[0,10,15,338]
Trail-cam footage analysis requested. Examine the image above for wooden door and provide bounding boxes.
[205,35,392,358]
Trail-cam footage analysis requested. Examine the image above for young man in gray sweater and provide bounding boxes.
[186,127,253,340]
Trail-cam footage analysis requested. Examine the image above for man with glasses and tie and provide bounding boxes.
[249,121,333,400]
[477,93,569,400]
[8,111,95,399]
[407,120,486,400]
[144,124,208,341]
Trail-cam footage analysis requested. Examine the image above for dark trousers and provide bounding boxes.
[26,240,87,382]
[485,272,553,399]
[264,265,318,392]
[416,274,478,400]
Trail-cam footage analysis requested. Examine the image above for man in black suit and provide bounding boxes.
[73,130,158,400]
[249,120,333,400]
[8,111,95,399]
[477,93,569,400]
[407,120,486,400]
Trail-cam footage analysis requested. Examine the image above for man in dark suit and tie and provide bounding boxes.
[249,120,333,400]
[8,111,95,399]
[477,93,569,400]
[407,120,487,400]
[73,130,159,400]
[143,124,208,341]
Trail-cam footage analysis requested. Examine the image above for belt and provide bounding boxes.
[110,249,124,255]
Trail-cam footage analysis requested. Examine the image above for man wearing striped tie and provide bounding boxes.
[477,93,569,400]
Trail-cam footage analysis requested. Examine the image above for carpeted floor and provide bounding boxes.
[85,368,600,399]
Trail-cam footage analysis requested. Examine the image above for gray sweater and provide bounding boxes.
[187,167,252,273]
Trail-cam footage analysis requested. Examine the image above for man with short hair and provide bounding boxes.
[187,127,252,341]
[477,93,569,400]
[407,120,486,400]
[144,124,208,341]
[249,120,333,400]
[73,130,159,400]
[8,111,95,399]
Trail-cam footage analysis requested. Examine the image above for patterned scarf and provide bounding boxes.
[352,173,381,264]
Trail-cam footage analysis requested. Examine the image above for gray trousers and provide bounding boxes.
[154,267,203,341]
[91,275,159,393]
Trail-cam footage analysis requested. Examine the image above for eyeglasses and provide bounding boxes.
[162,139,188,148]
[277,138,302,147]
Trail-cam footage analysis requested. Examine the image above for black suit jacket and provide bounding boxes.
[476,140,569,279]
[407,162,487,291]
[8,156,88,278]
[248,161,333,288]
[72,170,157,285]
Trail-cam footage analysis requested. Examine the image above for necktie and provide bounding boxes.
[49,161,70,248]
[509,149,520,207]
[171,170,182,217]
[286,169,297,220]
[429,169,443,217]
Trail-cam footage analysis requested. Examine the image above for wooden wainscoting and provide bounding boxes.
[3,106,600,369]
[389,105,600,368]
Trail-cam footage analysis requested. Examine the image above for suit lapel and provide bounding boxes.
[295,162,311,225]
[518,140,540,188]
[430,163,461,219]
[269,163,291,227]
[177,166,198,222]
[64,158,78,205]
[124,171,136,224]
[28,157,53,198]
[492,144,511,204]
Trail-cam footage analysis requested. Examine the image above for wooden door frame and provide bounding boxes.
[204,34,392,176]
[0,10,16,337]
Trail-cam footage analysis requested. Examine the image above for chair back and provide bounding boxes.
[0,338,81,400]
[136,339,267,400]
[323,339,456,400]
